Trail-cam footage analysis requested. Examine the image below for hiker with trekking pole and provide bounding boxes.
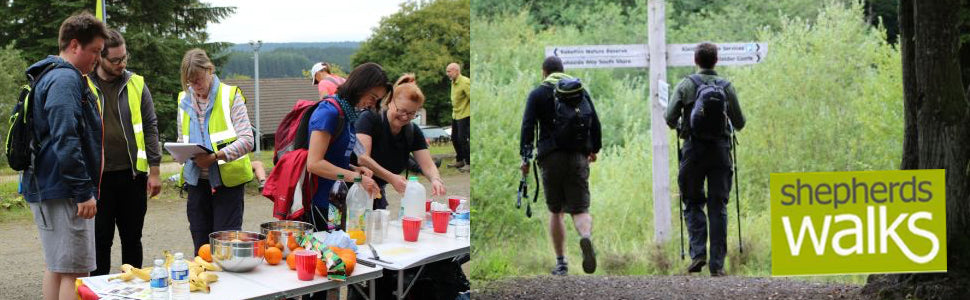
[665,42,746,277]
[519,56,602,276]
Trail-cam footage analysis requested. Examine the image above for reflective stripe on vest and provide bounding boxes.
[178,83,254,187]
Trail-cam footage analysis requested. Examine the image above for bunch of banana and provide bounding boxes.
[109,264,151,282]
[195,256,222,272]
[185,256,219,293]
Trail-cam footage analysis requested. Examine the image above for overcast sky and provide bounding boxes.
[202,0,407,44]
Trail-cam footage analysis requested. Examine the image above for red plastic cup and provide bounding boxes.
[448,197,461,212]
[294,250,318,281]
[425,199,432,212]
[402,217,422,242]
[432,210,450,233]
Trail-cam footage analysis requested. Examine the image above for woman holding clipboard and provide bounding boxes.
[175,49,255,254]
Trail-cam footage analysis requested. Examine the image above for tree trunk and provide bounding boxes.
[899,0,919,171]
[863,0,970,298]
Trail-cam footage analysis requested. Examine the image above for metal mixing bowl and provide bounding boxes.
[260,220,315,256]
[209,231,266,272]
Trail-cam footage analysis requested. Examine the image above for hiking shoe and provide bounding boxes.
[711,269,726,277]
[580,237,596,274]
[458,164,470,173]
[551,262,568,276]
[687,257,707,273]
[448,161,465,168]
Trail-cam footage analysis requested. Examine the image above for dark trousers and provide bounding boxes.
[186,179,245,255]
[678,139,733,272]
[452,117,470,164]
[92,170,148,276]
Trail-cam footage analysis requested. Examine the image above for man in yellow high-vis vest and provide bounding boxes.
[87,29,162,276]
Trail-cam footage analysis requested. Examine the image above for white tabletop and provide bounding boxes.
[357,221,471,271]
[81,261,382,300]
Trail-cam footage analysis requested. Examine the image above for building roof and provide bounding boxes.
[223,78,318,139]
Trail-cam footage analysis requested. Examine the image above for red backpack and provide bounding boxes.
[264,97,344,220]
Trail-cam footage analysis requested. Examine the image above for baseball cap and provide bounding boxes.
[310,62,327,85]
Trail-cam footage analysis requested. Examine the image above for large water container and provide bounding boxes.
[400,176,426,220]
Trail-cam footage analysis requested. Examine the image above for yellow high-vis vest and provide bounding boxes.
[177,83,254,187]
[87,74,148,172]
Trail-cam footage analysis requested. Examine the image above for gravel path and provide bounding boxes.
[0,168,469,299]
[475,275,862,300]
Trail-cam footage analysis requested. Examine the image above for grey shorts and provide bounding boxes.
[538,151,591,214]
[30,198,96,273]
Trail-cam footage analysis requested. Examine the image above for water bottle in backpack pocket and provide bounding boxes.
[685,74,731,141]
[552,78,594,151]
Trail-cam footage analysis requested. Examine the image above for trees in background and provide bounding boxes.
[353,0,470,126]
[0,0,234,141]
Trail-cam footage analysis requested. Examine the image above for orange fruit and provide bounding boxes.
[288,238,300,251]
[315,256,327,276]
[198,244,212,262]
[286,252,297,270]
[265,247,283,265]
[329,246,357,275]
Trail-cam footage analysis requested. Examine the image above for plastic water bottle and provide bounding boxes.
[401,176,426,219]
[170,252,189,300]
[150,259,169,300]
[346,176,373,244]
[329,174,349,230]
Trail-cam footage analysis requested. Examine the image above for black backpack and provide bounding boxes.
[551,78,594,151]
[684,74,731,140]
[5,63,57,171]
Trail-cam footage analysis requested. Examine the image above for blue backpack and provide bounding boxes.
[685,74,731,140]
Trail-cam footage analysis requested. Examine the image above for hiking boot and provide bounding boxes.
[580,237,596,274]
[711,269,726,277]
[458,164,470,173]
[448,161,465,168]
[687,257,707,273]
[551,262,568,276]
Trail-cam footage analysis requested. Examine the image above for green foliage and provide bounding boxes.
[0,45,27,167]
[472,0,640,31]
[353,0,469,126]
[0,0,236,142]
[220,45,359,79]
[472,1,899,284]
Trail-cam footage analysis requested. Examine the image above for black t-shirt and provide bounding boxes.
[355,110,428,187]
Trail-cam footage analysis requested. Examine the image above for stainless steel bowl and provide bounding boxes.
[260,220,315,257]
[208,231,266,272]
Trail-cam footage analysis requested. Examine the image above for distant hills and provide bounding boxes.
[220,42,360,79]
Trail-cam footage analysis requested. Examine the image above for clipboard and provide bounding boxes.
[163,142,214,163]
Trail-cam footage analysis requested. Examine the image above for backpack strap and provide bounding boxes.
[686,74,706,87]
[321,97,346,145]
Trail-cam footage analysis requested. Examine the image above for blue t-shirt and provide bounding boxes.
[309,100,356,208]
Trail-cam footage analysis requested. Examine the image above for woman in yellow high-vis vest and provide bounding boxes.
[177,49,255,254]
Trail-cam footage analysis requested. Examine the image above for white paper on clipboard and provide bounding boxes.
[163,142,213,163]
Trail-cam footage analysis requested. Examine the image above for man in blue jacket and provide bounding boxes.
[20,13,108,299]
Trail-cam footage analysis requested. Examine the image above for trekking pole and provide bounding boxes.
[732,130,743,254]
[677,134,685,260]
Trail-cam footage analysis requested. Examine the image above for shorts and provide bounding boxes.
[30,198,96,273]
[538,151,591,214]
